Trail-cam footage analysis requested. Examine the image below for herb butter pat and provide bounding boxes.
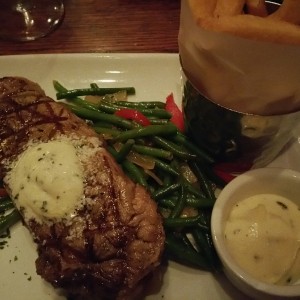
[225,194,300,285]
[5,140,84,222]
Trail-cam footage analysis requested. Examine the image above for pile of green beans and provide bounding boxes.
[54,80,223,271]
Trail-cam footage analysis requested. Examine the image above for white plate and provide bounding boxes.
[0,53,299,300]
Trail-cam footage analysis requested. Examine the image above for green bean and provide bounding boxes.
[90,83,99,89]
[93,126,121,136]
[53,80,68,93]
[163,215,209,230]
[92,121,115,128]
[192,228,220,271]
[181,180,212,204]
[0,197,14,213]
[154,158,179,176]
[106,145,119,159]
[188,161,216,202]
[172,133,215,164]
[54,80,99,112]
[135,108,171,119]
[115,139,135,163]
[170,158,180,172]
[99,101,171,119]
[165,234,211,269]
[149,118,170,125]
[132,144,173,160]
[67,97,99,111]
[192,229,212,263]
[183,180,206,198]
[152,182,181,200]
[200,229,221,270]
[180,232,196,250]
[185,196,214,208]
[56,87,136,100]
[121,160,148,188]
[0,210,21,235]
[202,165,227,189]
[53,81,99,112]
[153,136,197,160]
[96,102,119,114]
[197,210,211,228]
[66,104,135,129]
[132,108,171,119]
[159,195,214,209]
[202,228,220,270]
[112,124,178,143]
[54,81,101,113]
[169,185,187,218]
[163,172,173,187]
[158,198,176,209]
[114,100,165,109]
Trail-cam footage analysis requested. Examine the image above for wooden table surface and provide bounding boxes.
[0,0,180,55]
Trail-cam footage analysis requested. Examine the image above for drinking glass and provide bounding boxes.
[0,0,65,41]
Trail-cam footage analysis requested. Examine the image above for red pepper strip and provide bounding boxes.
[213,169,236,183]
[213,161,252,174]
[165,93,185,133]
[115,108,151,126]
[0,188,8,197]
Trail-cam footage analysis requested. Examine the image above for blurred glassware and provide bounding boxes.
[0,0,65,41]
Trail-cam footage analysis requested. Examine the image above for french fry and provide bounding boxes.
[188,0,217,19]
[213,0,245,17]
[198,13,300,45]
[268,0,300,25]
[245,0,268,17]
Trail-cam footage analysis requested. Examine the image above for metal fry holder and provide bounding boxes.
[182,77,300,171]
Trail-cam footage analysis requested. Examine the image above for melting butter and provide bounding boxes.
[225,194,300,285]
[5,140,84,222]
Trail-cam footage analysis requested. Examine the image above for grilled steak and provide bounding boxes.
[0,77,165,299]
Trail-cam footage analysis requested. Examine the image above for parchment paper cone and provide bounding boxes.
[179,0,300,116]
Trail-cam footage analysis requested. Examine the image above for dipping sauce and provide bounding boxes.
[224,194,300,285]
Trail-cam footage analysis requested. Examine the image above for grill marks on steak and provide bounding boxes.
[0,77,94,177]
[0,77,165,299]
